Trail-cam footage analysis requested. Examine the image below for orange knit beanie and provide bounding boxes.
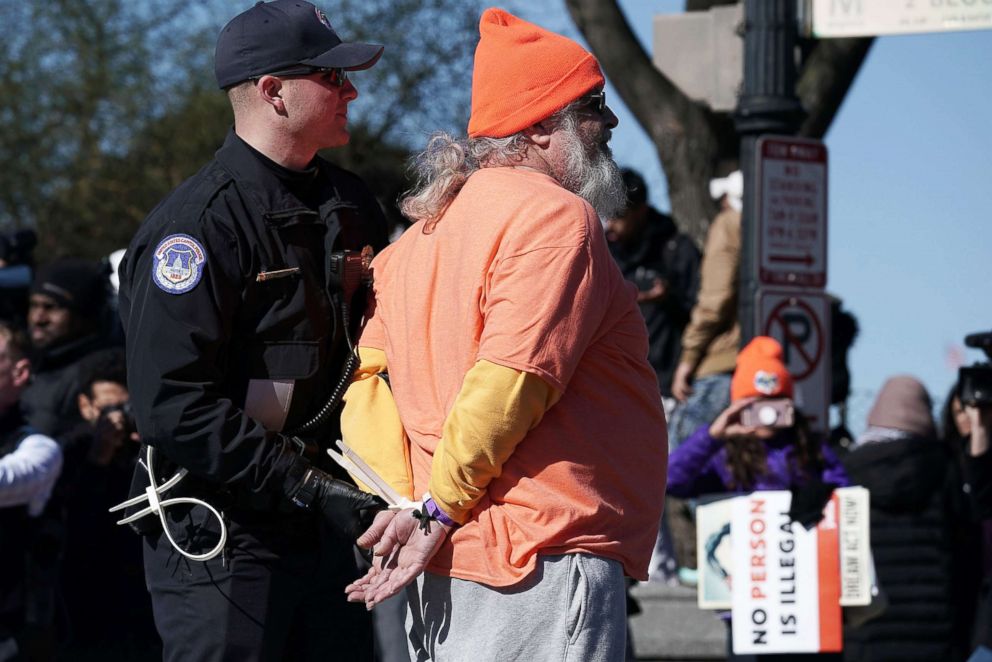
[467,8,605,138]
[730,336,794,402]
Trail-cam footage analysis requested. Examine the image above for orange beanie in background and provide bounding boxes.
[467,8,604,138]
[730,336,794,402]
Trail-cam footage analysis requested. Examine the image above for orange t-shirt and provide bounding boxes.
[360,167,668,586]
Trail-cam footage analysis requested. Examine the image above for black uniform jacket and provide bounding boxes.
[118,131,387,506]
[0,410,31,635]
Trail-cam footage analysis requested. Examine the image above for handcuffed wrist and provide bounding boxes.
[423,494,458,528]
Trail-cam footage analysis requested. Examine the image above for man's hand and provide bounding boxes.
[286,461,386,539]
[672,362,695,402]
[635,277,668,305]
[345,507,449,609]
[315,476,385,540]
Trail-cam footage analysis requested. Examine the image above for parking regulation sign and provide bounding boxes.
[758,289,831,432]
[757,137,828,288]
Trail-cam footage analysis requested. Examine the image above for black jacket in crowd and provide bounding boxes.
[608,207,700,397]
[57,424,157,652]
[118,130,388,515]
[841,438,980,661]
[965,451,992,520]
[21,333,107,438]
[0,408,37,644]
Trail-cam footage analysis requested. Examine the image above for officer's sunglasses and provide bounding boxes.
[254,66,349,87]
[580,90,607,115]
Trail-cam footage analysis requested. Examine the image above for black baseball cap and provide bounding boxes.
[215,0,384,89]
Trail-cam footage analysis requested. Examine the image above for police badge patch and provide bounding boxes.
[152,234,206,294]
[753,370,780,395]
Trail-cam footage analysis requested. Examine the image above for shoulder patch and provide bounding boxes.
[152,234,207,294]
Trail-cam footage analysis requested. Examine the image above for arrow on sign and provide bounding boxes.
[769,253,814,266]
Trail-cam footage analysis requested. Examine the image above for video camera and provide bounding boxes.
[959,331,992,407]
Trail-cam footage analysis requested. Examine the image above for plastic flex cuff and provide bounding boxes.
[109,446,227,562]
[327,439,420,511]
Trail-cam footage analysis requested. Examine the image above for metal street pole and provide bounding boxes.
[735,0,805,342]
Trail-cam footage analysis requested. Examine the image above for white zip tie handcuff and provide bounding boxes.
[109,446,228,562]
[326,439,420,512]
[108,439,416,563]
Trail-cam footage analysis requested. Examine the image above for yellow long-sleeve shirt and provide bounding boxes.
[341,347,560,524]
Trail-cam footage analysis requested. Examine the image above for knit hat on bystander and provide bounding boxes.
[731,336,794,402]
[467,8,604,138]
[30,257,107,315]
[865,375,936,439]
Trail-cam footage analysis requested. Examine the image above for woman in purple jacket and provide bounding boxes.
[667,336,848,506]
[668,337,848,661]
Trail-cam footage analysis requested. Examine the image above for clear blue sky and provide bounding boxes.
[519,2,992,431]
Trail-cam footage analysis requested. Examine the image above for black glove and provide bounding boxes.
[284,455,386,539]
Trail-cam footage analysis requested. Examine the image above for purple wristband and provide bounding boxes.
[423,496,458,527]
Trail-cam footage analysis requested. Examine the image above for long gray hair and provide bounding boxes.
[400,100,627,225]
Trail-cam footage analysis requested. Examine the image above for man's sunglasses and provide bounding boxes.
[581,90,607,115]
[253,66,348,87]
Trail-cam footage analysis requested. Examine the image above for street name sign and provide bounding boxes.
[810,0,992,38]
[756,136,828,289]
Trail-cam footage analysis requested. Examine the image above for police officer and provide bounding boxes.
[118,2,389,659]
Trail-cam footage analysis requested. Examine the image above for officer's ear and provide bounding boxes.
[254,75,286,115]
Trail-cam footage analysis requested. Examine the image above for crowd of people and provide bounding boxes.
[0,257,156,660]
[0,2,989,661]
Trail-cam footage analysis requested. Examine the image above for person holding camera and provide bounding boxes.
[945,332,992,656]
[841,375,979,661]
[955,332,992,520]
[606,168,700,414]
[666,336,848,502]
[56,349,157,659]
[666,336,847,660]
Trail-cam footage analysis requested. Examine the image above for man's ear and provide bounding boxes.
[255,75,286,113]
[522,120,554,149]
[78,392,97,423]
[11,358,30,390]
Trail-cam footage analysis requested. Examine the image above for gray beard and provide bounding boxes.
[556,122,627,220]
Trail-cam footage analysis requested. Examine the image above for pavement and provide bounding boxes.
[628,581,727,661]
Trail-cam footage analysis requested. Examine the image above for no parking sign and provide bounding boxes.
[758,290,831,432]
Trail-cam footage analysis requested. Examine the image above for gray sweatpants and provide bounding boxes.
[406,553,626,661]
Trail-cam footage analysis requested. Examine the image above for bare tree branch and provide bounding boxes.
[797,37,874,138]
[565,0,872,245]
[565,0,721,244]
[686,0,738,11]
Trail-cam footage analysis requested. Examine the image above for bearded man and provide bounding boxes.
[340,8,668,659]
